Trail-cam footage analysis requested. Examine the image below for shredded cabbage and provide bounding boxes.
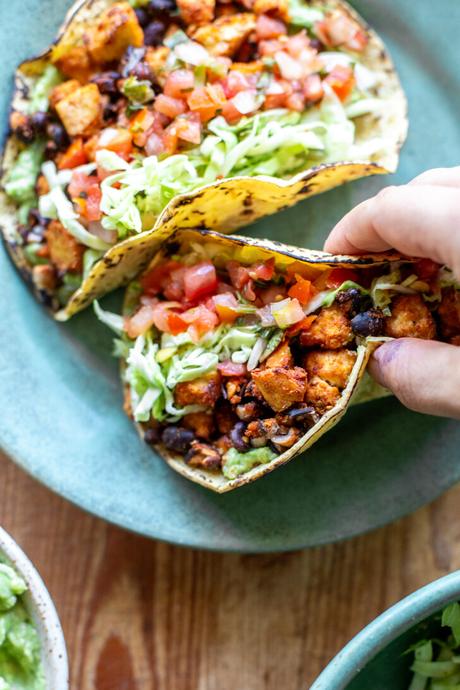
[4,141,44,206]
[28,64,62,114]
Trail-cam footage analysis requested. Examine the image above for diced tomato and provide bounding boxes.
[184,261,218,301]
[174,113,202,145]
[414,259,440,281]
[258,39,284,57]
[242,280,257,302]
[229,62,263,76]
[129,108,156,147]
[326,267,359,289]
[217,360,247,377]
[285,31,311,58]
[226,260,250,290]
[162,123,179,155]
[83,135,99,162]
[145,131,165,156]
[187,84,227,123]
[154,94,186,119]
[140,260,183,295]
[213,292,239,323]
[256,14,287,40]
[286,314,317,336]
[325,65,355,102]
[285,91,305,111]
[181,305,219,339]
[68,171,102,221]
[263,79,291,109]
[97,127,133,159]
[221,99,243,124]
[259,284,286,305]
[164,69,195,99]
[249,258,275,282]
[223,71,252,98]
[85,185,102,222]
[316,11,368,52]
[58,138,88,170]
[124,300,159,338]
[167,311,188,335]
[288,274,316,305]
[302,74,324,104]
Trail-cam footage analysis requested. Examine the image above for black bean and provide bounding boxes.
[131,61,153,82]
[28,209,48,227]
[10,112,35,143]
[143,20,166,46]
[90,71,121,96]
[30,111,49,135]
[103,103,119,122]
[144,427,161,444]
[120,46,146,78]
[135,7,150,26]
[161,426,195,453]
[285,406,320,427]
[148,0,176,13]
[230,422,249,452]
[310,38,325,52]
[46,122,69,151]
[351,309,386,337]
[336,287,372,317]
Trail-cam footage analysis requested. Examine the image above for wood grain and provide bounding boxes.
[1,450,460,690]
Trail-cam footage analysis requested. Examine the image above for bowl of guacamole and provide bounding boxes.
[0,528,68,690]
[310,570,460,690]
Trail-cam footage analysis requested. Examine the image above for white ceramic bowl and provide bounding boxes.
[0,527,69,689]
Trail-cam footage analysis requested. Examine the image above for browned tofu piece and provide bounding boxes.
[183,412,214,439]
[304,349,356,390]
[32,264,57,292]
[190,13,256,57]
[253,0,289,21]
[265,340,293,368]
[145,46,170,86]
[438,287,460,339]
[251,366,307,412]
[45,220,84,273]
[86,2,144,64]
[185,441,222,469]
[300,304,353,350]
[55,83,102,137]
[53,46,92,82]
[385,295,436,340]
[49,79,81,110]
[174,371,221,407]
[177,0,215,26]
[305,375,340,414]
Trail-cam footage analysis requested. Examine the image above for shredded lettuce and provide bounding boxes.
[222,447,277,479]
[27,64,62,113]
[288,0,324,27]
[322,280,369,308]
[4,141,44,206]
[369,268,426,312]
[93,301,125,335]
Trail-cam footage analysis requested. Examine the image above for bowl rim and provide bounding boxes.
[0,526,69,689]
[310,569,460,690]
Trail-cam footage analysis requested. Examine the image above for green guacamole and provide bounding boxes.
[0,562,45,690]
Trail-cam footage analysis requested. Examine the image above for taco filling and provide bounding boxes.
[4,0,399,307]
[97,233,460,484]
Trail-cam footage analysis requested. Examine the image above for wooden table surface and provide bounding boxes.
[1,450,460,690]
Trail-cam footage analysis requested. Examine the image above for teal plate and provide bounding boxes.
[1,1,460,552]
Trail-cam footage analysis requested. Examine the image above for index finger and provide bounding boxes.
[324,185,460,278]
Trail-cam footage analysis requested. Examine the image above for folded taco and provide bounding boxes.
[96,229,459,492]
[1,0,406,319]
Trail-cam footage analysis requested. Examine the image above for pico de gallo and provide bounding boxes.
[4,0,389,307]
[96,233,460,481]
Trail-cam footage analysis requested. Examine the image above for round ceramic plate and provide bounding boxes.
[1,1,460,552]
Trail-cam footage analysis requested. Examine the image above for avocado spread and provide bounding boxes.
[0,562,45,690]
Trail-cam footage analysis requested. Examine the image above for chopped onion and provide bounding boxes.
[232,89,258,115]
[175,40,210,66]
[271,429,299,447]
[275,51,304,80]
[247,337,267,371]
[266,80,285,95]
[87,222,117,245]
[304,290,330,315]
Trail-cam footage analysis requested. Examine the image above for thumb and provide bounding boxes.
[369,339,460,419]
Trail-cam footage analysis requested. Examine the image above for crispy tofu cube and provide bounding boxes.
[385,295,436,340]
[53,46,92,82]
[177,0,215,26]
[190,13,256,57]
[49,79,81,110]
[438,288,460,339]
[183,411,214,439]
[265,340,293,368]
[253,0,289,21]
[305,376,340,414]
[86,2,144,64]
[174,372,221,407]
[32,264,57,292]
[55,83,102,137]
[303,349,356,389]
[251,366,307,412]
[300,304,353,350]
[45,220,84,273]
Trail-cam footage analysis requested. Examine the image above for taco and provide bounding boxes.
[1,0,407,319]
[96,229,459,492]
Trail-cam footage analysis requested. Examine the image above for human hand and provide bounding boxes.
[324,167,460,419]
